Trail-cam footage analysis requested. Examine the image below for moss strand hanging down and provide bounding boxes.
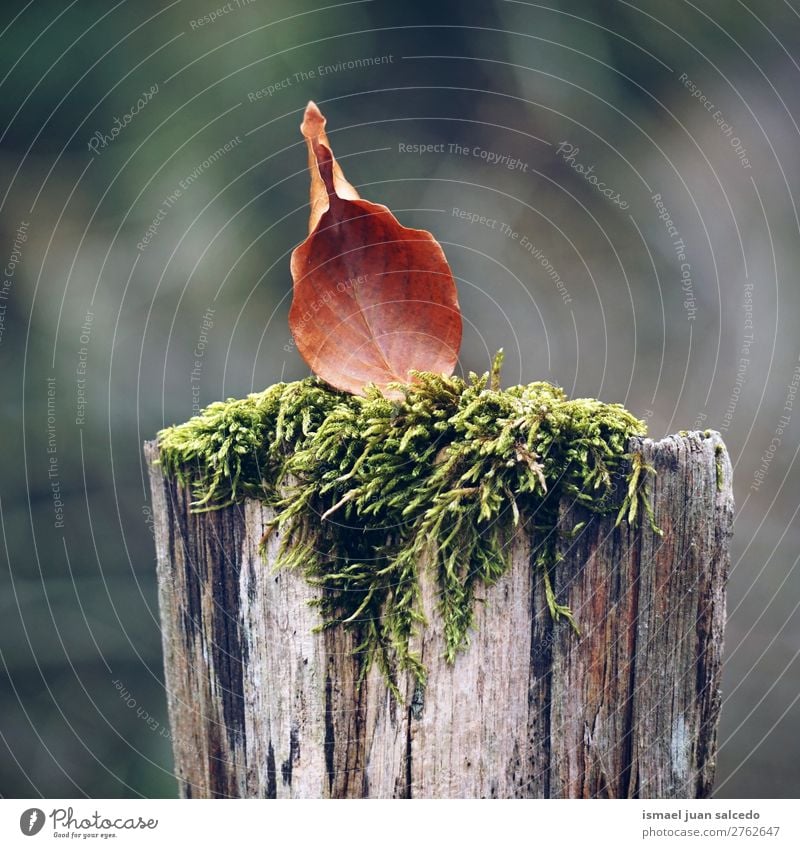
[157,354,653,694]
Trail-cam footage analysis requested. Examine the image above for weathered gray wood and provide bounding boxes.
[145,430,733,798]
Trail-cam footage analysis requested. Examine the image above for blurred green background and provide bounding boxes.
[1,0,799,798]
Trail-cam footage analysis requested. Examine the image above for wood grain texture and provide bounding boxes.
[144,430,733,798]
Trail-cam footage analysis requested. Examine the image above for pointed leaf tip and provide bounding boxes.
[301,100,325,139]
[298,101,359,235]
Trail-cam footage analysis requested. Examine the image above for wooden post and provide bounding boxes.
[145,430,733,799]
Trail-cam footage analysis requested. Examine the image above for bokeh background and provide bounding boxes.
[1,0,799,798]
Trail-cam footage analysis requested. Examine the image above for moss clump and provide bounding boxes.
[715,443,725,491]
[158,354,648,693]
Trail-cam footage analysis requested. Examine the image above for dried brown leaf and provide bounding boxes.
[289,101,462,397]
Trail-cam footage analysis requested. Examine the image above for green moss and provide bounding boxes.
[157,353,649,694]
[715,443,725,491]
